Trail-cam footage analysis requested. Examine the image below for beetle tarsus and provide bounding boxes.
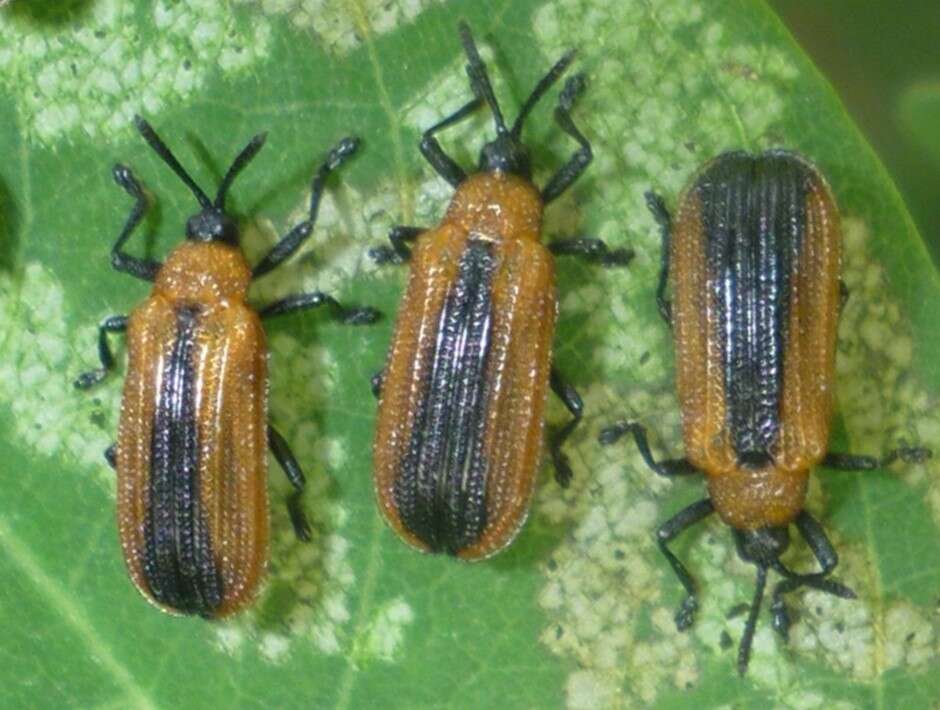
[104,443,117,470]
[675,595,698,631]
[371,371,383,399]
[74,314,128,389]
[370,225,423,265]
[287,490,313,543]
[268,425,313,543]
[549,368,583,488]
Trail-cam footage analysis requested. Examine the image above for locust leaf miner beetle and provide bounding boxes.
[75,116,379,618]
[371,23,634,560]
[600,149,932,674]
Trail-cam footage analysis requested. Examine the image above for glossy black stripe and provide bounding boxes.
[395,240,497,554]
[142,305,223,615]
[697,151,809,466]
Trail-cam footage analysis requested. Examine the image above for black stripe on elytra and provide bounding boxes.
[142,304,224,615]
[697,151,810,467]
[394,240,497,554]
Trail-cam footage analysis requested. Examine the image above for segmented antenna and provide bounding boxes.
[134,115,211,209]
[511,49,575,136]
[737,564,768,675]
[215,133,267,209]
[458,22,508,135]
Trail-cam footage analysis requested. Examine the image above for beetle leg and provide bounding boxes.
[369,225,424,265]
[644,191,673,325]
[542,74,592,204]
[768,511,856,641]
[110,165,162,281]
[656,498,715,631]
[105,443,117,470]
[74,315,129,389]
[419,97,483,188]
[267,425,313,542]
[252,137,359,279]
[838,280,849,314]
[822,445,932,470]
[598,421,699,477]
[548,368,583,487]
[371,370,384,399]
[547,238,635,267]
[259,292,380,325]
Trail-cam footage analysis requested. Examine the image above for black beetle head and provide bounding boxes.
[185,208,238,244]
[131,114,267,245]
[457,22,575,181]
[734,525,790,567]
[478,134,532,180]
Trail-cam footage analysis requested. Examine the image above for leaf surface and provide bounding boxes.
[1,1,939,707]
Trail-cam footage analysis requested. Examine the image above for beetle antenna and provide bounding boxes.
[511,50,575,137]
[458,22,508,136]
[215,133,268,209]
[134,115,212,209]
[737,563,768,675]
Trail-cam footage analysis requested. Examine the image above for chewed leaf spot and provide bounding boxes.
[231,0,444,55]
[0,263,119,486]
[0,0,271,143]
[350,596,415,666]
[837,218,940,521]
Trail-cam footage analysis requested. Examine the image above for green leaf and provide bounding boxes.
[898,81,940,171]
[2,0,939,707]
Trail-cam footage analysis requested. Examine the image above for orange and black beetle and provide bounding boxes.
[75,117,378,617]
[371,23,632,560]
[600,149,931,673]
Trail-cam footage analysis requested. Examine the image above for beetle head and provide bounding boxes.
[734,525,790,567]
[458,22,574,182]
[478,134,532,179]
[185,208,238,245]
[132,115,267,245]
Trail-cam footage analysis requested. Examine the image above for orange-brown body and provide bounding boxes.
[117,241,269,617]
[670,155,841,529]
[374,173,558,559]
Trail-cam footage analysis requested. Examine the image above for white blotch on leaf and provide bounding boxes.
[353,596,415,665]
[259,632,291,663]
[231,0,442,55]
[0,0,270,142]
[837,218,940,521]
[0,263,118,485]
